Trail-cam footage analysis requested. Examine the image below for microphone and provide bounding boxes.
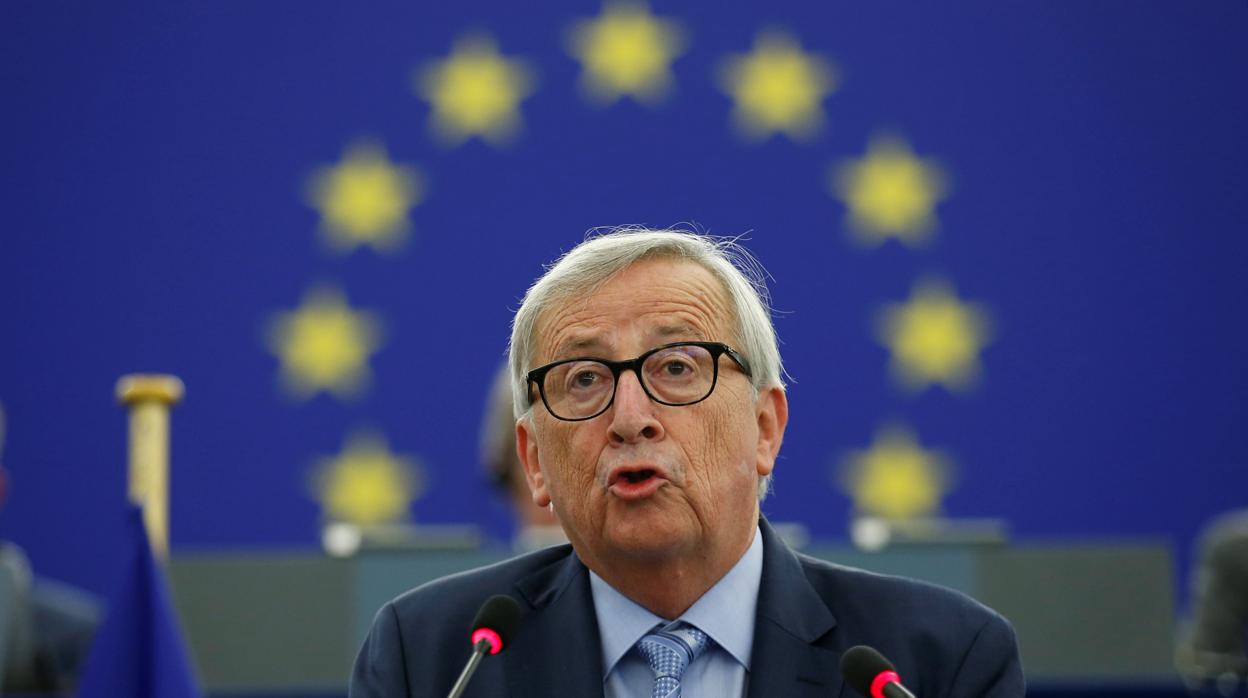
[841,645,917,698]
[446,595,521,698]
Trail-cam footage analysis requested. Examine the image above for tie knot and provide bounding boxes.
[636,622,709,698]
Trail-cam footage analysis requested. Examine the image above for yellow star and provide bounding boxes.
[313,431,424,527]
[717,30,838,141]
[415,35,536,146]
[567,2,685,105]
[876,278,992,393]
[265,286,384,400]
[306,141,424,254]
[832,134,950,247]
[838,424,952,520]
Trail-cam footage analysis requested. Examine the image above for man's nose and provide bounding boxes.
[607,370,664,444]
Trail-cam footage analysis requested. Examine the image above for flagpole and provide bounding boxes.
[116,374,184,560]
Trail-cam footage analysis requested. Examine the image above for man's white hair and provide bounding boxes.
[508,225,784,499]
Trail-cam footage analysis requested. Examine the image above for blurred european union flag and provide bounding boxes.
[76,507,198,698]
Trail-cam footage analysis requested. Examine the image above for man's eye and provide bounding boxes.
[573,371,600,387]
[663,360,690,376]
[652,356,699,380]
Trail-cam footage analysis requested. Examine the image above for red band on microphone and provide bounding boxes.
[471,628,503,655]
[870,670,902,698]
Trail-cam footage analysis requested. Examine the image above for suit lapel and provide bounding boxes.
[505,549,605,698]
[747,520,844,698]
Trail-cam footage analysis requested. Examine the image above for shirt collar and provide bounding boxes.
[589,526,764,677]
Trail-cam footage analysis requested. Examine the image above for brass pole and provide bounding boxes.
[115,374,184,559]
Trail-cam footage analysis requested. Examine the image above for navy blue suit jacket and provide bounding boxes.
[350,520,1024,697]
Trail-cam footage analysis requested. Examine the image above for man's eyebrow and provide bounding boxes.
[549,325,704,360]
[552,336,609,358]
[652,324,704,340]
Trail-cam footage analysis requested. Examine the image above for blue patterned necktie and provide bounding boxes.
[635,622,710,698]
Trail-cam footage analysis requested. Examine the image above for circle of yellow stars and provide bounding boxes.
[266,12,1006,530]
[278,20,846,525]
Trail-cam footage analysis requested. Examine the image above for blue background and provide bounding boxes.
[1,2,1245,609]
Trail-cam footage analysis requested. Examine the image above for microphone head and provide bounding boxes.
[841,645,898,697]
[470,595,521,655]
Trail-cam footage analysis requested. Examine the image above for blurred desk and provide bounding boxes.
[806,541,1177,682]
[168,540,1176,693]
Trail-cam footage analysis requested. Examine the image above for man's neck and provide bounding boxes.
[584,525,757,620]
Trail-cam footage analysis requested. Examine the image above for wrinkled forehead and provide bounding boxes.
[532,258,737,363]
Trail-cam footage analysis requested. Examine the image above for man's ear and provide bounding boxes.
[754,386,788,478]
[516,417,551,507]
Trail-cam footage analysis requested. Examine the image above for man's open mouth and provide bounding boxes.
[620,469,656,484]
[607,465,669,498]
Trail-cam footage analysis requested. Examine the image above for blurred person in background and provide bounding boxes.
[0,402,99,693]
[1178,509,1248,696]
[482,364,567,552]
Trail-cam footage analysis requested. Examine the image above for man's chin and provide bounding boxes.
[602,517,697,560]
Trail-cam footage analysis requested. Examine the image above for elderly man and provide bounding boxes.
[351,228,1024,697]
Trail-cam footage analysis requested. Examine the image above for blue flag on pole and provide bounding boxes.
[76,507,199,698]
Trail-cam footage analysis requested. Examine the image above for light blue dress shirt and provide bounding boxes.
[589,526,763,698]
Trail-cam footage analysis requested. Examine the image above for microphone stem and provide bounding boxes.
[883,682,916,698]
[446,639,490,698]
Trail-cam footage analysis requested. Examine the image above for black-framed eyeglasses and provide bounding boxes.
[526,341,753,422]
